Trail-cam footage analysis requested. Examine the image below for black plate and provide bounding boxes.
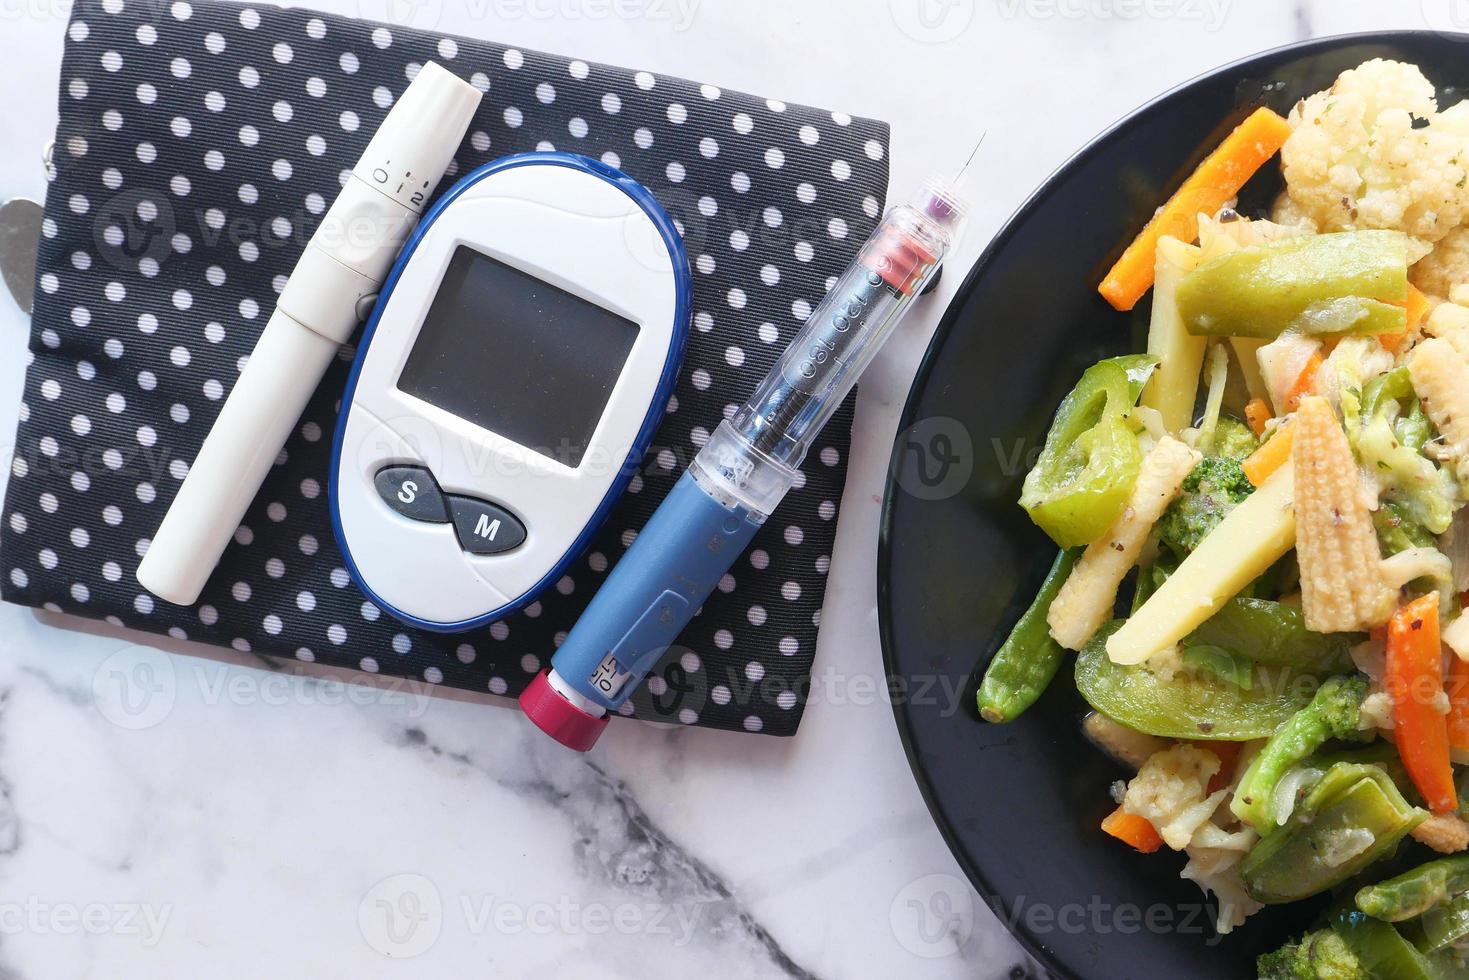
[878,32,1468,980]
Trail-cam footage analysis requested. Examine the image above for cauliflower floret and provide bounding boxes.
[1181,845,1264,934]
[1414,224,1469,300]
[1270,190,1320,232]
[1122,744,1222,850]
[1281,59,1469,252]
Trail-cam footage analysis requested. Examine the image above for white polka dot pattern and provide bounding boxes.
[2,0,890,738]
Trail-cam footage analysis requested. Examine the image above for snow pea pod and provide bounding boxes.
[1074,622,1324,740]
[976,548,1080,724]
[1184,596,1359,672]
[1405,895,1469,954]
[1177,230,1409,339]
[1019,356,1157,548]
[1241,763,1426,904]
[1358,855,1469,923]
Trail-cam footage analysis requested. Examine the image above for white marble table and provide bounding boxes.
[0,0,1451,976]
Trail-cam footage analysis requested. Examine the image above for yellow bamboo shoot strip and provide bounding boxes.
[1292,396,1394,633]
[1107,464,1296,666]
[1048,436,1201,651]
[1140,239,1207,435]
[1408,338,1469,486]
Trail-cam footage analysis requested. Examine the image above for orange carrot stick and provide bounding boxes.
[1243,423,1293,487]
[1283,351,1323,414]
[1386,593,1457,813]
[1101,807,1164,853]
[1381,284,1429,353]
[1190,740,1243,793]
[1244,398,1272,438]
[1098,107,1294,312]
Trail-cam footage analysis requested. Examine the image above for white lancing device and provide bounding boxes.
[137,62,482,606]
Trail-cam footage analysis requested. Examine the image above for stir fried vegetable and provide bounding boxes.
[975,549,1079,724]
[992,58,1469,966]
[1107,465,1297,666]
[1386,593,1458,814]
[1018,356,1157,548]
[1240,763,1426,904]
[1175,231,1409,339]
[1098,106,1292,312]
[1075,623,1325,740]
[1231,676,1370,833]
[1156,456,1254,558]
[1356,854,1469,922]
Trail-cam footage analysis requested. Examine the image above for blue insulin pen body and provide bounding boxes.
[519,177,969,750]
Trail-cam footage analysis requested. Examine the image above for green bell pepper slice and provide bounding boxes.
[1241,763,1426,904]
[1074,622,1325,740]
[1177,230,1409,339]
[976,548,1081,724]
[1019,356,1157,549]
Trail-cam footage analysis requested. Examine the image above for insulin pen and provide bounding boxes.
[520,172,972,750]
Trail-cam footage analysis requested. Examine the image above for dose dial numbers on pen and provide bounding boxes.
[588,651,633,697]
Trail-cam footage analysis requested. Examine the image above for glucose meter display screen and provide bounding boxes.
[398,246,641,467]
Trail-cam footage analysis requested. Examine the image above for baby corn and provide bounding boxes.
[1048,436,1200,651]
[1293,396,1395,632]
[1409,337,1469,485]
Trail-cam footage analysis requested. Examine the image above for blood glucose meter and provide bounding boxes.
[330,153,690,630]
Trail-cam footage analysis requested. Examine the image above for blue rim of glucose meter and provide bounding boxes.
[328,151,693,633]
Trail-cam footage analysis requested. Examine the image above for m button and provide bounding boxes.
[447,496,527,555]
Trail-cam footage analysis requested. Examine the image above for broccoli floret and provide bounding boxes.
[1258,928,1364,980]
[1231,676,1371,833]
[1157,456,1256,557]
[1212,415,1260,462]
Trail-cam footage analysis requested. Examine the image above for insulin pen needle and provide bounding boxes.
[955,130,987,181]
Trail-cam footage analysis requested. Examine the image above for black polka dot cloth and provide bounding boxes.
[2,0,891,736]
